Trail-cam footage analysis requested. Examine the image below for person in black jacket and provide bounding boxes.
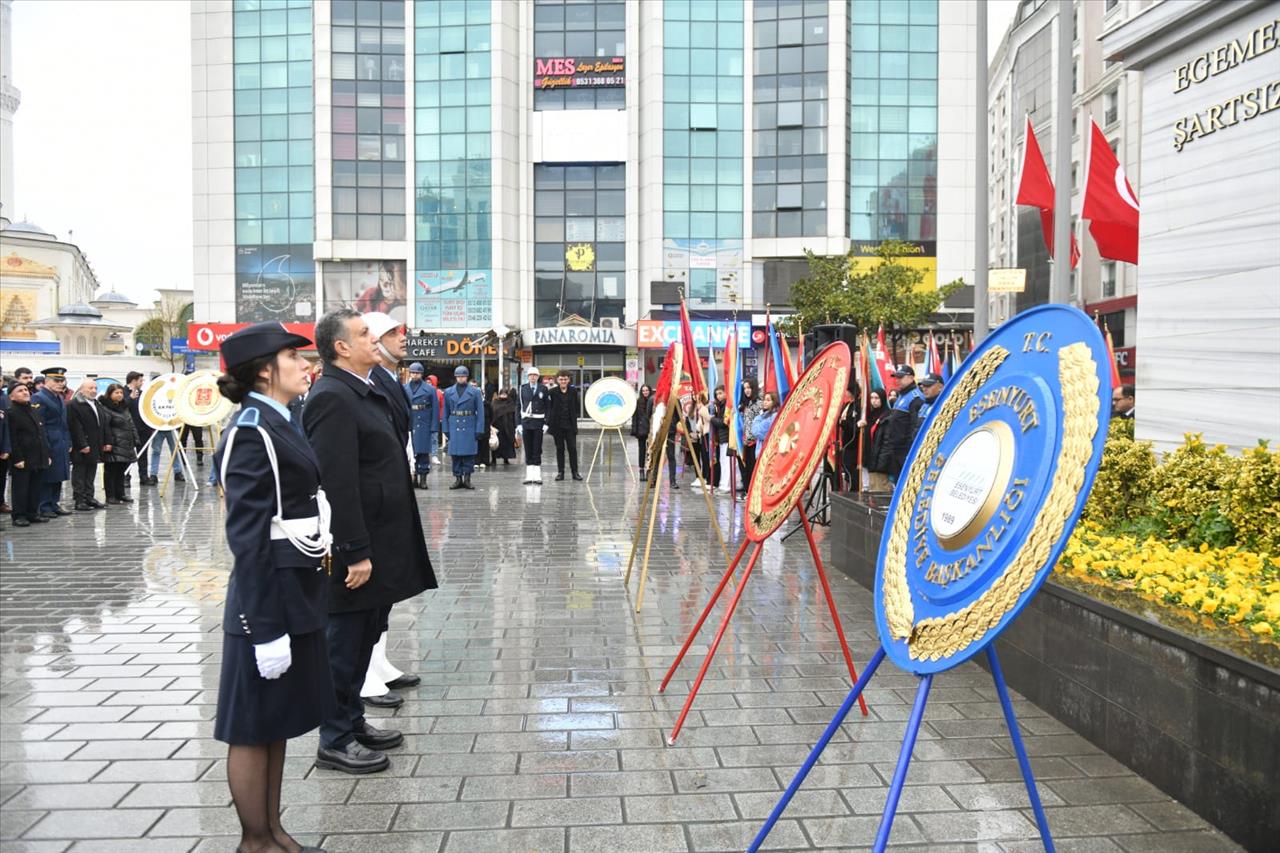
[862,389,891,492]
[517,367,551,484]
[880,365,925,483]
[98,384,138,504]
[630,384,653,480]
[304,308,437,775]
[708,386,731,493]
[364,311,412,444]
[125,371,153,486]
[6,382,50,526]
[211,322,333,853]
[547,370,582,481]
[68,378,109,510]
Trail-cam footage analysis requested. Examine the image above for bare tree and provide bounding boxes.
[135,295,194,371]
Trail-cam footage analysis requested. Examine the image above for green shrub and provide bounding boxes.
[1084,419,1156,527]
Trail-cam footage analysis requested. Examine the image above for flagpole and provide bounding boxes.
[1051,0,1073,305]
[975,0,990,342]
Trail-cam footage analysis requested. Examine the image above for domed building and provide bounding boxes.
[0,218,103,356]
[26,300,130,356]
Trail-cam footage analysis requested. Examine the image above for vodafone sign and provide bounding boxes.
[187,322,316,352]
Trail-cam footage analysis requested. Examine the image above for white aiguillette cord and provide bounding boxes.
[221,423,333,559]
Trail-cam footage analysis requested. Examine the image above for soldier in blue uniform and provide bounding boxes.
[404,362,438,490]
[517,366,551,485]
[32,367,72,518]
[442,365,485,490]
[212,322,333,853]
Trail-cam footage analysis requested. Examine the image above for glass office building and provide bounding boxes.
[194,0,974,381]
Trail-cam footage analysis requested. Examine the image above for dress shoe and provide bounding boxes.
[75,503,93,511]
[354,721,404,750]
[555,473,565,481]
[30,516,49,523]
[89,500,107,509]
[119,496,134,503]
[107,498,122,505]
[449,477,464,490]
[362,691,403,709]
[0,503,10,513]
[314,740,389,774]
[174,471,186,482]
[12,518,30,527]
[53,507,73,516]
[572,473,583,481]
[385,673,420,689]
[670,482,680,490]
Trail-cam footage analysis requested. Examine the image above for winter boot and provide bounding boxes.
[463,474,474,490]
[449,476,464,490]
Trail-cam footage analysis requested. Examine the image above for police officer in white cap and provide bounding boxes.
[517,366,551,485]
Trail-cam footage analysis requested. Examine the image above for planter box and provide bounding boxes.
[830,492,1280,852]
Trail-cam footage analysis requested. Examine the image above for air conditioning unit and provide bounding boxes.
[599,317,620,330]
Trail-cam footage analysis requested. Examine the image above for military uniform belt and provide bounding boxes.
[412,404,428,410]
[454,410,474,416]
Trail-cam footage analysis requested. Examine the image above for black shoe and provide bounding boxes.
[572,473,583,481]
[197,457,205,467]
[53,506,73,516]
[30,515,49,523]
[354,721,404,750]
[385,673,420,690]
[449,477,464,490]
[174,471,186,483]
[315,741,390,774]
[362,691,404,709]
[107,498,122,505]
[670,482,680,490]
[12,518,30,527]
[119,496,134,503]
[74,503,93,511]
[555,473,565,481]
[89,500,107,509]
[463,474,474,490]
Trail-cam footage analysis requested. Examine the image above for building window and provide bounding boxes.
[534,1,625,110]
[848,0,938,242]
[1101,261,1116,298]
[331,0,405,241]
[414,0,492,328]
[534,164,626,327]
[1071,162,1077,190]
[1103,87,1119,127]
[1105,0,1120,14]
[1072,59,1078,94]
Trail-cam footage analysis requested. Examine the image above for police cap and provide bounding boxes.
[221,322,313,371]
[454,365,470,377]
[408,362,425,373]
[41,366,68,379]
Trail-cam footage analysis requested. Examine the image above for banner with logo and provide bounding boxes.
[187,322,317,352]
[406,331,497,361]
[235,245,316,323]
[414,269,492,329]
[637,319,751,350]
[534,57,625,90]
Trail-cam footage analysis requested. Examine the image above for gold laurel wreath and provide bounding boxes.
[748,358,847,535]
[881,342,1100,661]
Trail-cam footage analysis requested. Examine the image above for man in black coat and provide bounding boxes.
[364,311,411,444]
[67,378,108,510]
[546,370,582,481]
[879,365,925,484]
[125,371,153,486]
[304,309,437,774]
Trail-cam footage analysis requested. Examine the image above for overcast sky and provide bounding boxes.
[9,0,1018,307]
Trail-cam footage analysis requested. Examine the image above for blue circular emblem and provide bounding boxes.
[873,305,1112,674]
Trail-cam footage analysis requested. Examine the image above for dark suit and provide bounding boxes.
[212,398,333,744]
[127,385,152,476]
[7,402,50,521]
[68,397,107,505]
[518,382,551,467]
[371,366,411,445]
[303,366,436,749]
[547,385,580,476]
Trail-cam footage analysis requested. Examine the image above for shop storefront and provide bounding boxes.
[636,313,757,388]
[524,324,635,418]
[405,331,500,390]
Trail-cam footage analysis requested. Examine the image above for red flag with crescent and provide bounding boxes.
[1082,119,1140,264]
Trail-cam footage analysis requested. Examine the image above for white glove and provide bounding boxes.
[543,424,550,433]
[254,635,292,680]
[516,424,524,437]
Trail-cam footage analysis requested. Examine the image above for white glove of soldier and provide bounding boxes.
[543,424,550,433]
[516,424,524,437]
[254,635,292,680]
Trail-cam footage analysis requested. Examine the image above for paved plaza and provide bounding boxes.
[0,462,1243,853]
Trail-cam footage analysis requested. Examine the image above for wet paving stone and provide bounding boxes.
[0,466,1242,850]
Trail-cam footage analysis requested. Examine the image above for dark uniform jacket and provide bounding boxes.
[372,365,411,444]
[405,378,439,453]
[547,385,580,436]
[68,397,107,463]
[303,366,436,613]
[879,385,924,477]
[216,398,330,642]
[32,387,71,482]
[518,382,551,426]
[7,402,50,470]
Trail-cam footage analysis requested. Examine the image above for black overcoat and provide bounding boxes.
[547,385,579,436]
[303,367,436,613]
[68,398,107,463]
[7,402,50,470]
[371,366,411,444]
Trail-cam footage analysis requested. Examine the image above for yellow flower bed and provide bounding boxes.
[1057,521,1280,645]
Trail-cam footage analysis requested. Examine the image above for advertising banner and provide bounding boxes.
[637,319,751,350]
[187,322,317,352]
[414,269,492,329]
[322,259,408,323]
[534,57,625,90]
[235,244,316,323]
[405,331,497,362]
[661,239,744,303]
[850,240,937,291]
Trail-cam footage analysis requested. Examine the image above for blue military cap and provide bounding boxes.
[409,362,425,373]
[40,366,67,378]
[221,322,312,371]
[454,365,469,377]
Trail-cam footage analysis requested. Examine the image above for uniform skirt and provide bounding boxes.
[214,629,334,745]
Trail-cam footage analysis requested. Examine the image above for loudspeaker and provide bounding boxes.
[809,324,861,396]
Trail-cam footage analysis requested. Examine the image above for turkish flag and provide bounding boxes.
[873,326,895,389]
[678,296,706,397]
[1082,119,1140,264]
[1016,118,1080,269]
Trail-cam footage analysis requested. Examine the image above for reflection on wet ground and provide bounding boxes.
[0,465,1241,852]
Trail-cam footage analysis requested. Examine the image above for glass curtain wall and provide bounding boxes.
[232,0,315,323]
[413,0,492,328]
[331,0,406,241]
[533,0,626,110]
[751,0,829,239]
[533,164,626,328]
[848,0,938,241]
[662,0,745,304]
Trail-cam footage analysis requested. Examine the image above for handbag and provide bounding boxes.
[488,426,499,450]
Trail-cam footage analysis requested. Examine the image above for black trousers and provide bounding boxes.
[635,437,647,471]
[181,426,206,461]
[522,420,544,465]
[135,429,151,477]
[72,457,99,504]
[9,467,40,520]
[553,432,579,475]
[739,443,757,490]
[0,457,7,505]
[667,441,680,483]
[320,605,391,750]
[104,462,128,500]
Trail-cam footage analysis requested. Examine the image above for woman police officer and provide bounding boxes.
[213,322,333,853]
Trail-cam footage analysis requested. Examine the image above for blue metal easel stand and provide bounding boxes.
[749,645,1056,853]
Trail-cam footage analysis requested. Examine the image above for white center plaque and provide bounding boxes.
[930,426,1007,541]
